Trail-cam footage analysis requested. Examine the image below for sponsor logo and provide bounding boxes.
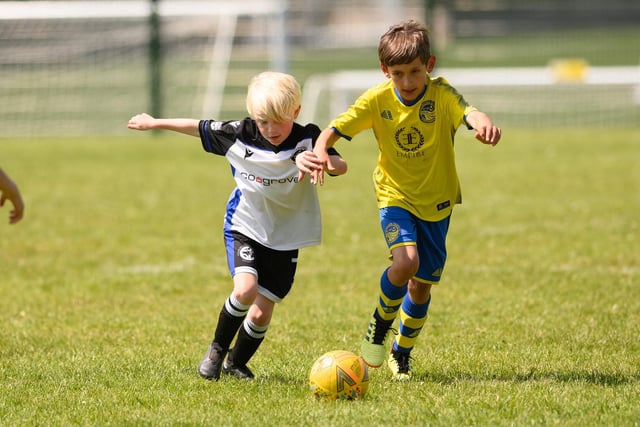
[239,171,299,186]
[335,366,357,392]
[436,201,451,211]
[394,126,425,157]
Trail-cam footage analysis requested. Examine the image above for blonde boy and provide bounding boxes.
[128,71,346,380]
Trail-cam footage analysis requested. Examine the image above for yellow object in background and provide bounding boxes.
[550,58,589,83]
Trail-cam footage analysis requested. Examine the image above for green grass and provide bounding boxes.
[1,128,639,426]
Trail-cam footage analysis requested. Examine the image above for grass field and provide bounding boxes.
[1,128,639,426]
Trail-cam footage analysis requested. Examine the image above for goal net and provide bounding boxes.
[1,1,638,135]
[0,0,286,136]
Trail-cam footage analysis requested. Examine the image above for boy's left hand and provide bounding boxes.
[295,151,324,183]
[475,125,502,146]
[467,110,502,146]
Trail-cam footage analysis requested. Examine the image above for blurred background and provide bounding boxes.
[1,0,639,136]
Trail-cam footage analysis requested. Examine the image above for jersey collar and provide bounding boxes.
[394,81,427,107]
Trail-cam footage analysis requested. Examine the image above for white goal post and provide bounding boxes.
[0,1,284,20]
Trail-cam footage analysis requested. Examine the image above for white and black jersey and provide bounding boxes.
[198,118,337,251]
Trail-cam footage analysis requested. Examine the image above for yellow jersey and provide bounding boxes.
[330,74,477,221]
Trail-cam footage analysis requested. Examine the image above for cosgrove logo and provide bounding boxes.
[239,171,299,186]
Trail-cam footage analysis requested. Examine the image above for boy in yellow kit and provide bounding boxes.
[312,20,501,380]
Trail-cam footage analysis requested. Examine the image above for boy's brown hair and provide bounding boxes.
[378,20,431,67]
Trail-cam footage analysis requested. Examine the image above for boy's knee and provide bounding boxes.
[390,258,419,283]
[233,288,258,306]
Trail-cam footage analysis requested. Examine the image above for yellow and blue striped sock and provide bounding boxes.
[394,294,431,353]
[375,267,407,322]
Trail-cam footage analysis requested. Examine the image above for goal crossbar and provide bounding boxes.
[0,1,284,20]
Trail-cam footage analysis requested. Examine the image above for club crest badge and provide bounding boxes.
[419,100,436,123]
[384,222,400,245]
[238,245,255,261]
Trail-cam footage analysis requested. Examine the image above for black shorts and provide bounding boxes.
[224,230,298,303]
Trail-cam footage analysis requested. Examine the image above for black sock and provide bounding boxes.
[212,297,248,350]
[228,324,265,367]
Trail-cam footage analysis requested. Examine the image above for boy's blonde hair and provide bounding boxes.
[378,20,431,67]
[246,71,301,122]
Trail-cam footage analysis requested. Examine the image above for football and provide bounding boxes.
[309,350,369,401]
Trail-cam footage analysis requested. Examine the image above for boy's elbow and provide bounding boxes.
[335,163,348,176]
[327,159,348,176]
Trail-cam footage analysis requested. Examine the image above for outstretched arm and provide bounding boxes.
[0,168,24,224]
[127,113,200,137]
[466,110,502,146]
